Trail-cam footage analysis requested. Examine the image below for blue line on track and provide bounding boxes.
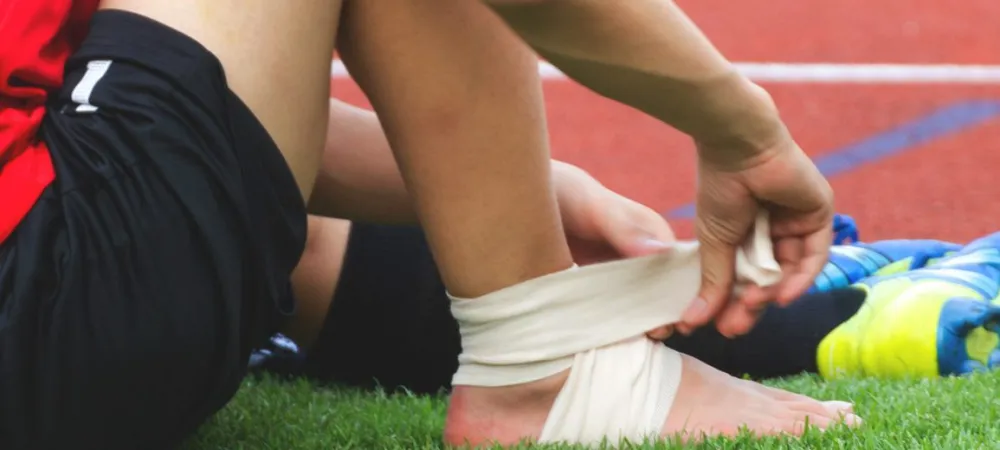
[664,100,1000,219]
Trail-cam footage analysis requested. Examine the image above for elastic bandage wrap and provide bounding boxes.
[448,213,783,445]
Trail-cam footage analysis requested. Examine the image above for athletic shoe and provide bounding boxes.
[817,230,1000,379]
[812,213,958,293]
[832,213,859,245]
[809,238,961,294]
[247,333,306,376]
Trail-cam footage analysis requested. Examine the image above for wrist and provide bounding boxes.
[691,75,790,167]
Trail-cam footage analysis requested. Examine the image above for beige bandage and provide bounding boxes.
[449,213,783,445]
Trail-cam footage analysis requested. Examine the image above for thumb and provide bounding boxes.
[605,199,675,258]
[682,220,738,330]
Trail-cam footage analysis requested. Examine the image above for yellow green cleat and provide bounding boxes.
[817,231,1000,379]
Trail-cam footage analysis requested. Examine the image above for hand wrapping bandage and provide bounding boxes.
[449,213,783,445]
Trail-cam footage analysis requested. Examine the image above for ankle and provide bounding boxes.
[444,371,569,447]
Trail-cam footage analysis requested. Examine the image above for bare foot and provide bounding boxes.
[662,354,861,440]
[443,351,861,447]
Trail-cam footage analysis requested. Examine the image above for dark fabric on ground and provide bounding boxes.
[0,11,305,450]
[664,288,867,379]
[302,223,461,394]
[303,224,865,393]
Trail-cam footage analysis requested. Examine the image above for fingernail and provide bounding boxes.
[682,297,708,322]
[638,238,671,251]
[844,413,863,426]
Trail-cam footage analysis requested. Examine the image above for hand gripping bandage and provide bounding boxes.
[448,213,783,446]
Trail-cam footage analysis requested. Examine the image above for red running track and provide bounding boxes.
[331,0,1000,244]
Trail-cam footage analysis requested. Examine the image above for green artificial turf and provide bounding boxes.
[182,371,1000,449]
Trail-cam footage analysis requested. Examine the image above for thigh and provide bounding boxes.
[96,0,341,199]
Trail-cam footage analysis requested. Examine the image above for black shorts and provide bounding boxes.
[0,11,306,450]
[291,224,866,394]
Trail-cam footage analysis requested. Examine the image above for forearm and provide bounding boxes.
[487,0,787,156]
[309,100,584,227]
[307,98,417,224]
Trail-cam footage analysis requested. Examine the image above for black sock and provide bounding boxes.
[664,288,867,379]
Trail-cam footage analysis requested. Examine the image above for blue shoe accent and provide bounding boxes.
[933,232,1000,298]
[832,214,859,245]
[937,297,1000,376]
[810,239,961,293]
[857,231,1000,300]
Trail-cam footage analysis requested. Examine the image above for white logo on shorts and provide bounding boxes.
[70,60,113,113]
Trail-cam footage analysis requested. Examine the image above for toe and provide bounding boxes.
[787,412,835,435]
[752,383,821,404]
[788,399,843,420]
[751,384,857,418]
[822,400,854,414]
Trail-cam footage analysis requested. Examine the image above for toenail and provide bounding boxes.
[824,400,854,412]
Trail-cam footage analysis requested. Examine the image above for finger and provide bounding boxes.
[646,325,675,341]
[715,299,764,337]
[778,228,833,304]
[773,237,804,271]
[624,235,673,257]
[627,199,677,244]
[737,282,779,310]
[685,228,737,329]
[674,321,696,336]
[606,196,676,258]
[772,237,805,304]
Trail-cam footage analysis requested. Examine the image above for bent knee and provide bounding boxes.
[286,216,351,346]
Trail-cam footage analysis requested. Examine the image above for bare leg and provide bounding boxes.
[337,0,573,299]
[99,0,343,200]
[307,99,416,224]
[284,216,351,349]
[337,1,577,441]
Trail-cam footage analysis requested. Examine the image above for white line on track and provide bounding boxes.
[331,60,1000,84]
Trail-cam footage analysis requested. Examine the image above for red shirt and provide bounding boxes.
[0,0,99,244]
